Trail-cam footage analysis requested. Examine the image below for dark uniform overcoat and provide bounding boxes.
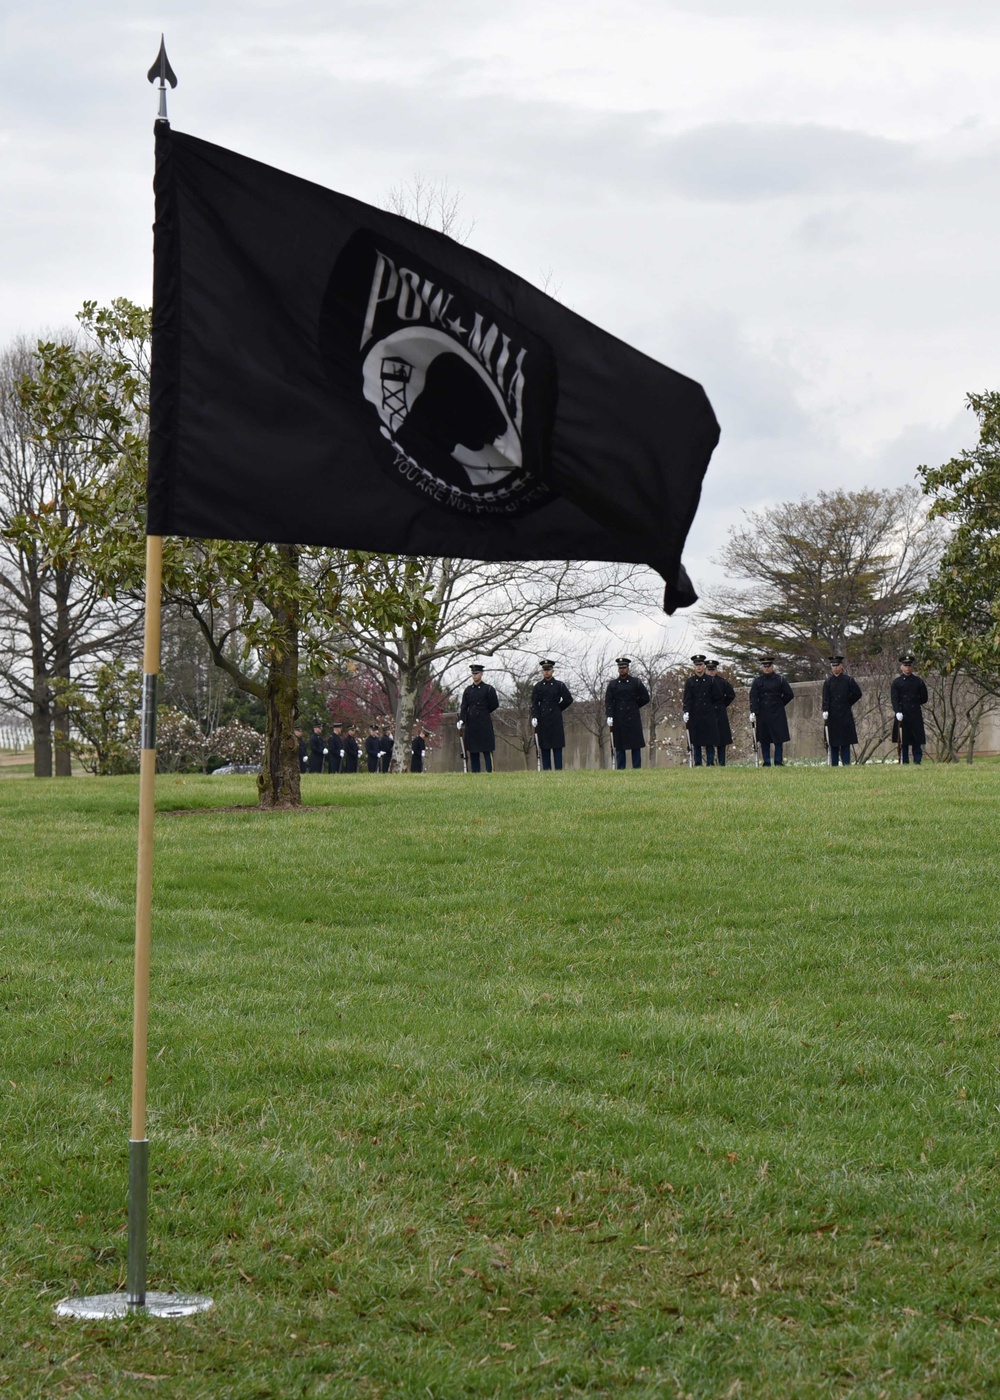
[891,673,928,746]
[410,736,426,773]
[460,682,500,752]
[379,732,394,774]
[297,734,308,773]
[605,675,650,750]
[713,675,736,747]
[821,673,862,746]
[749,671,794,744]
[365,735,380,773]
[342,736,360,773]
[530,677,574,749]
[327,733,343,774]
[682,673,721,747]
[307,732,326,774]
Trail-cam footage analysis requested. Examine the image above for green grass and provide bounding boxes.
[1,766,999,1398]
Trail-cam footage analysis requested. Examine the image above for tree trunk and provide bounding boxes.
[53,705,72,776]
[966,711,980,764]
[53,565,73,776]
[32,698,53,778]
[257,546,301,808]
[391,653,426,774]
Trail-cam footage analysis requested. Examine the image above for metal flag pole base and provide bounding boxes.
[56,1292,214,1321]
[54,1142,214,1320]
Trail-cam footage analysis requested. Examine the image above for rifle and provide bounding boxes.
[824,721,831,765]
[685,720,693,768]
[458,724,468,774]
[533,723,542,771]
[750,712,759,768]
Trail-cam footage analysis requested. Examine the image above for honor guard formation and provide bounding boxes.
[298,653,929,774]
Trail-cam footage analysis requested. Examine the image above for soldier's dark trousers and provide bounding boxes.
[469,752,493,773]
[540,748,563,770]
[761,743,784,766]
[692,747,715,766]
[713,746,727,766]
[901,745,923,764]
[615,748,642,769]
[830,745,851,765]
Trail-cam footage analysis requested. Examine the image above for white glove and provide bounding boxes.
[682,712,689,724]
[457,721,464,730]
[822,711,828,721]
[377,750,385,758]
[340,749,345,757]
[531,717,537,729]
[896,712,903,721]
[606,716,613,727]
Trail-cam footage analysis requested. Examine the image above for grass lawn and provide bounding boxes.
[1,765,999,1398]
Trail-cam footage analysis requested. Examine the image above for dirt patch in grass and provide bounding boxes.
[162,803,347,815]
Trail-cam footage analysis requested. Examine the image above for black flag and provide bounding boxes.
[149,125,719,611]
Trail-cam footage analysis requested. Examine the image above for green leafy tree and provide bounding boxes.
[61,661,142,776]
[0,338,141,775]
[703,487,944,680]
[18,300,407,807]
[916,392,1000,685]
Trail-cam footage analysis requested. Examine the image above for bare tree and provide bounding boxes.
[383,175,475,245]
[331,556,650,771]
[0,339,141,775]
[492,660,541,770]
[925,669,1000,763]
[704,487,946,680]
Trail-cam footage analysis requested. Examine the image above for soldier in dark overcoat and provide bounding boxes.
[530,660,574,770]
[365,725,381,774]
[821,656,862,766]
[379,724,394,774]
[682,655,721,766]
[342,726,360,773]
[749,657,793,766]
[705,661,735,765]
[307,722,327,774]
[326,722,344,774]
[891,653,928,764]
[605,657,650,769]
[459,664,500,773]
[294,725,308,774]
[410,726,427,773]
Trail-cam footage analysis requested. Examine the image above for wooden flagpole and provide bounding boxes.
[126,532,164,1306]
[58,535,212,1320]
[56,40,212,1323]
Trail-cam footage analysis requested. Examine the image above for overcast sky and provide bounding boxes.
[2,0,997,650]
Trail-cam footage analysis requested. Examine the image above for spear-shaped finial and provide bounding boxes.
[147,35,177,123]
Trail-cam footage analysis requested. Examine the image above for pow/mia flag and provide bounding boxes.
[148,125,719,611]
[321,230,558,521]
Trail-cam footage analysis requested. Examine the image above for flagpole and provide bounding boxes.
[57,537,212,1320]
[128,531,164,1306]
[56,41,212,1323]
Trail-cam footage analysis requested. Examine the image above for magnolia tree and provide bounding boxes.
[155,712,265,773]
